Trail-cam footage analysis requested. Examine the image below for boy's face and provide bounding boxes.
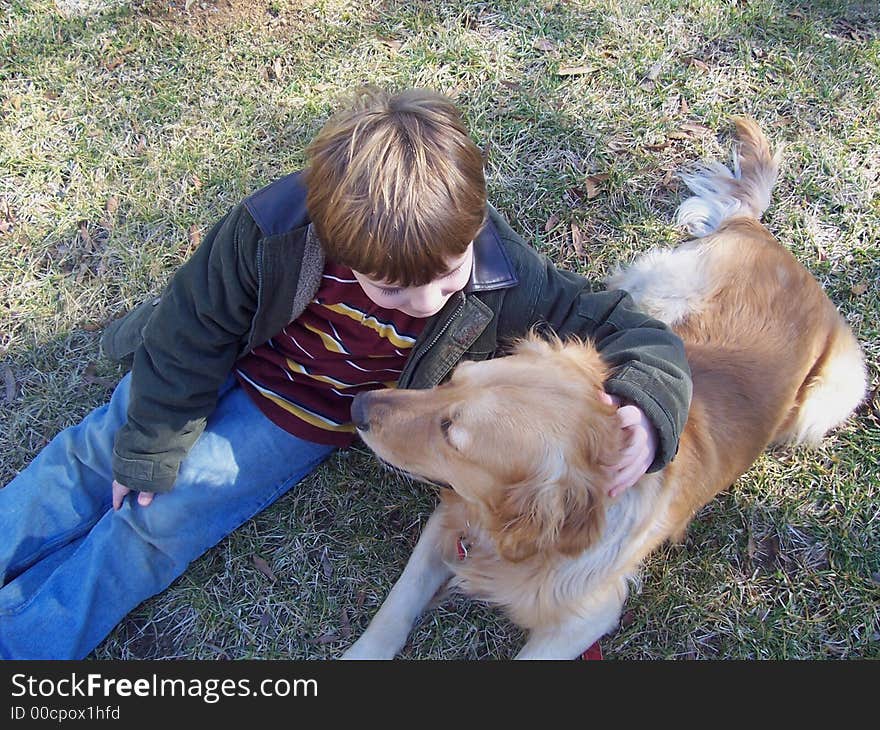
[352,243,474,319]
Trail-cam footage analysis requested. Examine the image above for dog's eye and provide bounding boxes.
[440,418,453,436]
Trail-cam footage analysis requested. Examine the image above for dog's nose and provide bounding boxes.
[351,392,371,432]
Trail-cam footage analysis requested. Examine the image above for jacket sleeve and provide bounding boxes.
[500,246,692,473]
[111,204,263,493]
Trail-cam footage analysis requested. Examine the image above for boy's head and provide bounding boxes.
[305,87,486,298]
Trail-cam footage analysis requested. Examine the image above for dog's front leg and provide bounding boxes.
[514,579,627,660]
[342,508,452,659]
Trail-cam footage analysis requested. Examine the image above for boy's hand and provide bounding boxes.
[112,480,155,510]
[598,392,658,498]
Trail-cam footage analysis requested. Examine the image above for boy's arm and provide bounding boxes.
[111,204,262,494]
[499,251,692,473]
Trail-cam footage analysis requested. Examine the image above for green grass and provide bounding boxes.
[1,0,878,659]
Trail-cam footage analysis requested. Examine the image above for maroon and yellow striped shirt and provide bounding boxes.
[234,260,428,446]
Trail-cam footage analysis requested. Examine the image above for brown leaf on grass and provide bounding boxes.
[259,610,271,630]
[266,57,284,81]
[339,608,352,640]
[557,65,594,77]
[379,37,403,52]
[3,364,15,404]
[0,220,11,235]
[679,96,690,115]
[584,173,610,199]
[105,196,119,215]
[851,281,868,296]
[103,57,125,72]
[356,589,367,611]
[644,140,671,151]
[544,214,560,233]
[252,555,277,582]
[78,221,94,251]
[320,547,333,580]
[309,631,340,645]
[688,58,710,72]
[679,121,713,137]
[188,224,202,252]
[533,38,557,53]
[81,362,116,389]
[640,60,663,88]
[500,80,522,90]
[570,223,584,257]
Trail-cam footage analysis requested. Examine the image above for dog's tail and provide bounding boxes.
[675,117,783,237]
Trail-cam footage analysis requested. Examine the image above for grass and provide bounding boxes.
[1,0,878,659]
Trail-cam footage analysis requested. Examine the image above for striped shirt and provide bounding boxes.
[234,260,428,446]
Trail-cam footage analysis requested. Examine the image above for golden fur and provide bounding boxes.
[342,119,867,659]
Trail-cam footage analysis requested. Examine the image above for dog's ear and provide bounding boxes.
[488,462,607,563]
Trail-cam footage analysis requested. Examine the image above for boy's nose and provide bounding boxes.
[408,285,444,315]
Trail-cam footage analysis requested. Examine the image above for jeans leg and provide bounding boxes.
[0,373,132,584]
[0,380,335,659]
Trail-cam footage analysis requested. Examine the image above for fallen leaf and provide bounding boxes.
[620,610,635,628]
[252,555,277,582]
[191,175,202,190]
[570,223,583,256]
[557,65,594,77]
[188,224,202,251]
[78,221,93,250]
[679,96,690,115]
[689,58,710,72]
[105,196,119,215]
[320,547,333,580]
[379,37,403,52]
[500,80,522,90]
[339,608,352,640]
[309,631,340,645]
[356,589,367,610]
[3,364,15,403]
[584,172,610,199]
[644,141,671,151]
[851,282,868,296]
[544,214,560,233]
[679,121,713,137]
[640,60,663,88]
[103,57,125,71]
[0,220,11,235]
[533,38,557,53]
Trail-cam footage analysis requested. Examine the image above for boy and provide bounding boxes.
[0,87,691,659]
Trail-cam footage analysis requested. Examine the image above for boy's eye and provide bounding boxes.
[380,287,402,296]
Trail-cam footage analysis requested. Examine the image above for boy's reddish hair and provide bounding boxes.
[305,87,486,286]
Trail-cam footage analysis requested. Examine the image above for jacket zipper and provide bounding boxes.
[401,294,466,386]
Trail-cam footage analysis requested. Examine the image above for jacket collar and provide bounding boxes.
[464,217,519,293]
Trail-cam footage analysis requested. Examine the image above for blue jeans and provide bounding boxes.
[0,373,335,659]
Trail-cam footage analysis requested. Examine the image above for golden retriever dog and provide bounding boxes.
[341,119,868,659]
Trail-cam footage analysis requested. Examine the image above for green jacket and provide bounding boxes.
[101,172,692,493]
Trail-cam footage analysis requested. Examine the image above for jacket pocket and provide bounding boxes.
[100,296,162,365]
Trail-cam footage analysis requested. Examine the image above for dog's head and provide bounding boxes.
[352,335,622,562]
